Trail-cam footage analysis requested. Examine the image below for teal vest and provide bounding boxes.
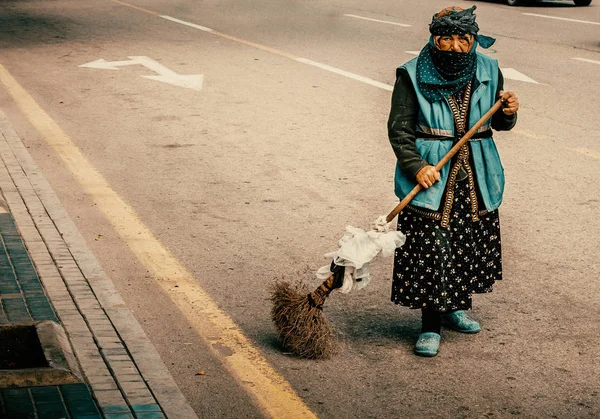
[394,53,505,212]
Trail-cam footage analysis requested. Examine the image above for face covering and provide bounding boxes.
[416,6,496,102]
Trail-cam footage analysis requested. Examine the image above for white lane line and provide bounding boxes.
[522,13,600,25]
[160,15,214,32]
[572,57,600,65]
[343,14,411,27]
[161,13,395,92]
[295,58,393,91]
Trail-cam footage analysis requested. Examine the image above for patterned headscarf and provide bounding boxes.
[416,6,496,102]
[429,5,496,48]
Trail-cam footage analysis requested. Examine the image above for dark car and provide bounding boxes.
[507,0,591,5]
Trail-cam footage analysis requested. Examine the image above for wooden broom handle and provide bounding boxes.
[385,96,506,223]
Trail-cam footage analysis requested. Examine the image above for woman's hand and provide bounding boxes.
[416,165,440,189]
[499,90,520,115]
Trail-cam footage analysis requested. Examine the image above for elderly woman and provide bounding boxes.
[388,6,519,357]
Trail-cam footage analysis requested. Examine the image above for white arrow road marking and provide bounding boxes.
[0,60,315,419]
[404,52,539,84]
[572,57,600,65]
[79,58,141,70]
[343,14,411,27]
[129,56,204,90]
[500,68,539,84]
[79,56,204,91]
[522,13,600,26]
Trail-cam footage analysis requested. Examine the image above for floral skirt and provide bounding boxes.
[391,179,502,312]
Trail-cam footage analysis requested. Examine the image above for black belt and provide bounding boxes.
[416,129,493,140]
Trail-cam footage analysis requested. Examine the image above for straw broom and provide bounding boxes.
[271,97,506,359]
[271,263,345,359]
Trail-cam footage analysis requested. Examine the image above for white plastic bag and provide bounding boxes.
[316,217,406,293]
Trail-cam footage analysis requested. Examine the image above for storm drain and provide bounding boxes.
[0,321,83,388]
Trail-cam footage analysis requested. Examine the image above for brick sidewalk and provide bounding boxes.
[0,111,197,418]
[0,210,101,417]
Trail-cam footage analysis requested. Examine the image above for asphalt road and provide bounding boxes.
[1,0,599,417]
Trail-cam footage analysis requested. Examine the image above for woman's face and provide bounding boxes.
[435,34,474,53]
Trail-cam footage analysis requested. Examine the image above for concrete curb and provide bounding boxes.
[0,110,197,418]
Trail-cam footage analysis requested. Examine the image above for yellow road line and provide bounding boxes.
[112,0,301,61]
[210,30,299,60]
[112,0,391,90]
[568,147,600,160]
[511,127,546,140]
[511,129,600,161]
[0,65,316,419]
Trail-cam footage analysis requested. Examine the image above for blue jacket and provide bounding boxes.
[394,53,505,211]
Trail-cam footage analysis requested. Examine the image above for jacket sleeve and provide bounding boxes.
[492,68,518,131]
[387,68,429,180]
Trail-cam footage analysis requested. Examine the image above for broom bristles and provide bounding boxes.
[271,279,338,359]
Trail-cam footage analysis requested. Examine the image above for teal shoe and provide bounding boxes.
[414,332,441,357]
[442,310,481,334]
